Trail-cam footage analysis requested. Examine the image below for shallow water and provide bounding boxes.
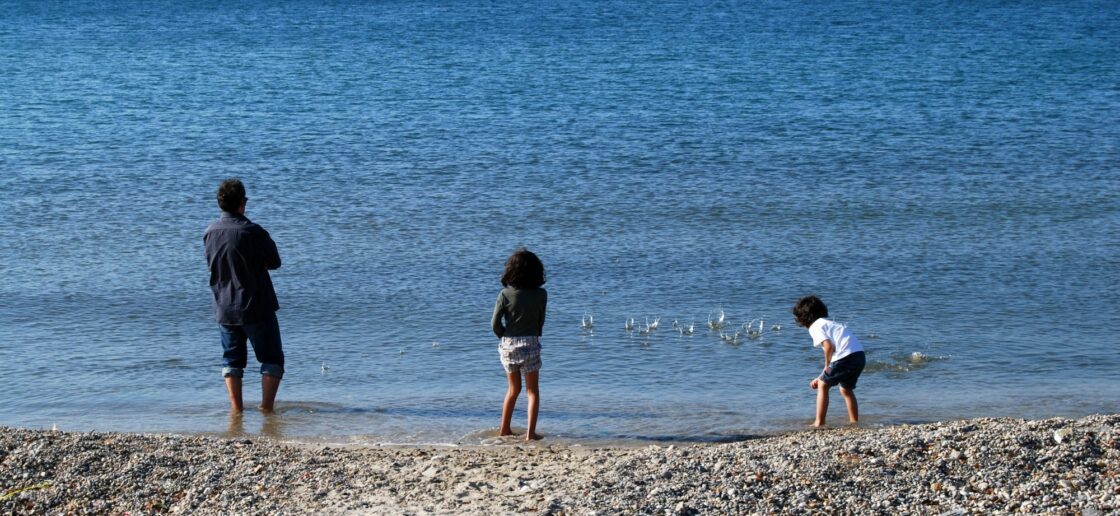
[1,0,1118,444]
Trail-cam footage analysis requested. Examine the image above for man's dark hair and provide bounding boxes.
[792,295,829,328]
[501,248,546,289]
[216,179,246,213]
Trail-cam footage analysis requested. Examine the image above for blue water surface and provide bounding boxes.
[0,0,1117,444]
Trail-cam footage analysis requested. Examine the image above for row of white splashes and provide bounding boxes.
[579,309,784,345]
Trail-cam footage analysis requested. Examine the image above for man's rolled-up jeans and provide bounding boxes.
[219,311,285,379]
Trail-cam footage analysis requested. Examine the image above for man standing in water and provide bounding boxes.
[204,179,284,413]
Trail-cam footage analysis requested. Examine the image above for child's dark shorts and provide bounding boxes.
[819,351,865,389]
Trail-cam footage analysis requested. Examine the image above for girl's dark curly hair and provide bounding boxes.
[792,295,829,328]
[501,248,546,289]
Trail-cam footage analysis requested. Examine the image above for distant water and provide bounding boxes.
[1,0,1118,444]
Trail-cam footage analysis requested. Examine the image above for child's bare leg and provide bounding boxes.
[813,381,829,427]
[839,386,859,424]
[499,371,521,436]
[524,371,542,441]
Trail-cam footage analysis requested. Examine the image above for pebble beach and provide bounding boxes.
[2,414,1116,514]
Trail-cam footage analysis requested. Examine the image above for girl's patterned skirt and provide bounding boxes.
[498,336,541,374]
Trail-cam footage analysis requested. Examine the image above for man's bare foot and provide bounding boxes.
[526,433,543,441]
[498,429,514,437]
[258,405,275,414]
[810,422,826,428]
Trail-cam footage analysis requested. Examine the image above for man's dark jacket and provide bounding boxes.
[204,212,281,325]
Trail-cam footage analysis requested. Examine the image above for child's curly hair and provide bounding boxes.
[501,248,546,289]
[792,295,829,328]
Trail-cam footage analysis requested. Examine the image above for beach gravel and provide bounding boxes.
[1,414,1116,514]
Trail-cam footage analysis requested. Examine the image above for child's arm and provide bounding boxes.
[491,293,506,338]
[820,339,835,374]
[810,340,836,389]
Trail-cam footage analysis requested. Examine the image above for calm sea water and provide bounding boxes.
[1,0,1117,444]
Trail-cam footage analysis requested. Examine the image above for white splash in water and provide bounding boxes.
[720,330,742,345]
[707,309,727,330]
[742,319,764,339]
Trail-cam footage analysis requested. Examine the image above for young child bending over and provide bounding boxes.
[792,295,866,427]
[491,248,548,441]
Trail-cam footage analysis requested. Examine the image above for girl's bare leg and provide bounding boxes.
[524,371,542,440]
[499,371,521,436]
[839,386,859,424]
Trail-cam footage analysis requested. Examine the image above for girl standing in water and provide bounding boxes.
[491,248,547,440]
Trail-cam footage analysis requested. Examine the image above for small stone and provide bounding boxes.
[1054,429,1073,444]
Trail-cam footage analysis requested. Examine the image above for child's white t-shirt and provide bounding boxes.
[808,318,863,363]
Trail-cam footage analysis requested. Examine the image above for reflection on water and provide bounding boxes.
[262,413,284,439]
[224,413,244,437]
[223,411,286,439]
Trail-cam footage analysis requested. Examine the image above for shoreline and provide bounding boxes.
[2,414,1116,514]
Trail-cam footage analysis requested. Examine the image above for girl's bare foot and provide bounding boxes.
[526,433,543,441]
[498,430,514,437]
[810,422,826,428]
